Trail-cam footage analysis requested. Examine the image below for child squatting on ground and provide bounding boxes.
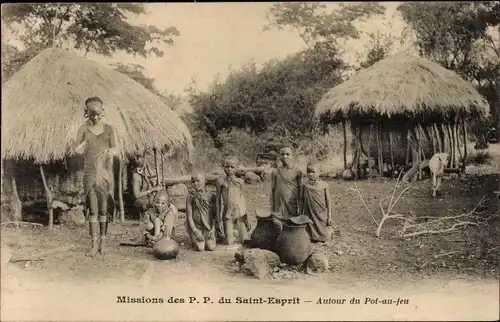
[216,155,251,246]
[141,190,179,247]
[185,173,217,252]
[301,161,332,244]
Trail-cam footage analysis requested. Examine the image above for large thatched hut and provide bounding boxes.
[1,47,193,224]
[316,52,490,178]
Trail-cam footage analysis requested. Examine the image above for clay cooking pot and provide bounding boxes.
[152,238,180,260]
[276,215,313,265]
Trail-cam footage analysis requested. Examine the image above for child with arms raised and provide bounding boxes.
[301,161,332,244]
[185,173,217,251]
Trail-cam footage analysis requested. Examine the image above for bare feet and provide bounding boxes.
[86,246,99,257]
[99,239,106,255]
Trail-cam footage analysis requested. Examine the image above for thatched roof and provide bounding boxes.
[315,52,490,123]
[1,48,193,163]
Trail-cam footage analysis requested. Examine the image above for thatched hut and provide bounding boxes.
[315,52,490,179]
[1,47,193,225]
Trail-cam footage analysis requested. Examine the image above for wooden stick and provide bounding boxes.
[389,131,394,177]
[405,128,410,169]
[462,118,468,174]
[445,124,452,167]
[161,150,165,184]
[447,124,456,168]
[39,166,54,230]
[118,159,125,223]
[342,119,347,169]
[10,174,22,228]
[433,123,442,153]
[455,122,462,161]
[154,149,160,187]
[377,122,383,177]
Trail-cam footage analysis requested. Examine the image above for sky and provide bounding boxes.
[87,2,409,96]
[3,2,410,96]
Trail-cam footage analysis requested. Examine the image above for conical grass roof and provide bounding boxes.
[315,52,490,123]
[1,47,193,163]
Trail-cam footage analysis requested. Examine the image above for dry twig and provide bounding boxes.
[400,195,495,238]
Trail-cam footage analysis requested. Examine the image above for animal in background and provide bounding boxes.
[428,152,450,197]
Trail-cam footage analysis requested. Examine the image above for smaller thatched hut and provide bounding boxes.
[315,52,490,178]
[1,48,193,225]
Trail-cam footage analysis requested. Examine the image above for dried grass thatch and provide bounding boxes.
[1,47,193,164]
[316,52,490,123]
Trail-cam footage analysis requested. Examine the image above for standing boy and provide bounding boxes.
[270,146,303,219]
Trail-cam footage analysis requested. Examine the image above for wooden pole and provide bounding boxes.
[433,123,442,153]
[377,123,383,177]
[455,122,462,161]
[389,131,395,177]
[431,124,437,155]
[161,151,165,184]
[342,119,347,169]
[461,118,468,174]
[118,159,125,223]
[39,166,53,230]
[445,124,453,168]
[416,126,422,180]
[154,149,160,187]
[405,128,410,169]
[10,173,22,228]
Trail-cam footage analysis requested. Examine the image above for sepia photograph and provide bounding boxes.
[1,2,499,321]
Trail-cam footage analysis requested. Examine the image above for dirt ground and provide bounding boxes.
[1,163,499,321]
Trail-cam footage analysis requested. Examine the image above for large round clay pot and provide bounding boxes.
[276,216,313,265]
[152,238,180,260]
[250,212,282,252]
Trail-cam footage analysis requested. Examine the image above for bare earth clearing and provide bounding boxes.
[1,163,499,321]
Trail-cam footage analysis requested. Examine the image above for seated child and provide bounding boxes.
[216,155,249,246]
[301,161,332,244]
[185,173,217,252]
[142,190,179,247]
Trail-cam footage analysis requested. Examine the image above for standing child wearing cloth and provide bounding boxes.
[72,97,117,257]
[216,155,248,246]
[142,190,179,247]
[185,173,217,252]
[270,146,303,219]
[301,161,332,244]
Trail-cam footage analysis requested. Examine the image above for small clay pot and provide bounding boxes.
[152,238,180,260]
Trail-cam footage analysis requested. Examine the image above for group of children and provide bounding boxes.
[136,146,332,252]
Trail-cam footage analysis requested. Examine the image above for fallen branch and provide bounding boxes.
[418,251,461,269]
[400,195,495,238]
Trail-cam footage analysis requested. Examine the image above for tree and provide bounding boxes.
[189,44,346,139]
[1,3,179,80]
[111,62,157,92]
[358,30,396,69]
[265,2,386,49]
[398,1,500,140]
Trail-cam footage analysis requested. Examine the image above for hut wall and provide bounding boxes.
[358,124,436,166]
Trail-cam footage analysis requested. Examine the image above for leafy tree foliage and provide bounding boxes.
[1,3,179,81]
[398,1,500,140]
[188,43,346,139]
[265,2,385,48]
